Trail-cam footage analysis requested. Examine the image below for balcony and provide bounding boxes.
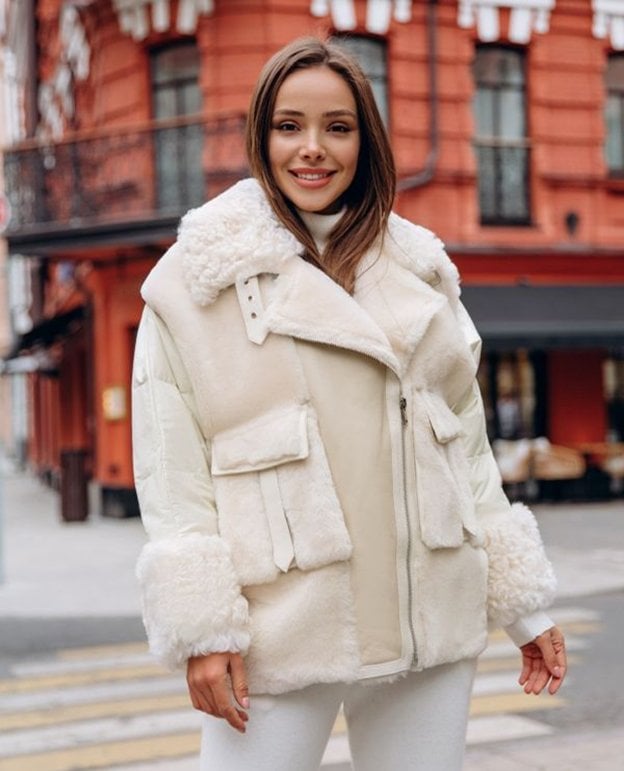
[3,114,248,254]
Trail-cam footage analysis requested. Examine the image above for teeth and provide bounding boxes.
[295,172,330,180]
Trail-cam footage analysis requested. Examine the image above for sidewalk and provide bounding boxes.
[0,458,145,619]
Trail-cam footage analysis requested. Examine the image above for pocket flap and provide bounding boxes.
[422,391,464,444]
[211,405,309,475]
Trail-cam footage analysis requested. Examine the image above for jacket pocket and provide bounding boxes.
[211,404,352,585]
[413,390,480,549]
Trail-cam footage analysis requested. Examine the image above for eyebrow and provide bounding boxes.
[273,108,357,119]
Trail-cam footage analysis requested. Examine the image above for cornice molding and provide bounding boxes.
[112,0,214,40]
[310,0,412,34]
[458,0,556,44]
[592,0,624,51]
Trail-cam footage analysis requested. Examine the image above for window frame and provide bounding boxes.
[149,39,202,121]
[330,34,390,128]
[148,40,204,211]
[605,53,624,178]
[472,44,532,227]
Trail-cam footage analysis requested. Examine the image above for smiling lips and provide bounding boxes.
[289,168,336,187]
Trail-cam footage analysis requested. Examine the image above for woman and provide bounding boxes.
[132,37,566,771]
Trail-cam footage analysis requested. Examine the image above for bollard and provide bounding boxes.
[60,449,89,522]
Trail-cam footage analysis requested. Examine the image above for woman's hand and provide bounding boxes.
[186,652,250,733]
[519,625,567,696]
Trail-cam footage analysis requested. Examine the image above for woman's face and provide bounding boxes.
[268,66,360,214]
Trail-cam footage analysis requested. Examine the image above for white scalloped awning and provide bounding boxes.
[112,0,214,40]
[310,0,412,35]
[458,0,555,44]
[593,0,624,50]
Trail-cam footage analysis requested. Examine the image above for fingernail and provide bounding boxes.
[242,697,250,709]
[553,667,562,677]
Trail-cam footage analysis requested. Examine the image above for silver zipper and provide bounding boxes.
[399,393,418,666]
[399,396,408,426]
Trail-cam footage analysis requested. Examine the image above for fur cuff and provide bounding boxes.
[484,502,557,628]
[136,533,250,669]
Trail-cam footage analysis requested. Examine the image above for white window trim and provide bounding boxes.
[310,0,412,34]
[593,0,624,51]
[112,0,214,40]
[458,0,555,44]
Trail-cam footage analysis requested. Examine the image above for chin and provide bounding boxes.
[291,193,343,214]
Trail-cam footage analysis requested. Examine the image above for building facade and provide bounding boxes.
[0,0,28,462]
[2,0,624,516]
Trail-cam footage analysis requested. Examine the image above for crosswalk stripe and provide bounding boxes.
[486,619,601,644]
[472,670,572,697]
[470,692,565,716]
[16,615,594,681]
[466,714,554,744]
[481,633,587,660]
[0,710,201,757]
[0,734,200,771]
[1,693,191,731]
[0,676,185,713]
[549,606,600,623]
[477,653,580,674]
[11,652,157,678]
[0,604,597,769]
[0,664,167,694]
[57,643,149,661]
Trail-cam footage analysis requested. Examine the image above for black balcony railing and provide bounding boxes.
[3,114,248,241]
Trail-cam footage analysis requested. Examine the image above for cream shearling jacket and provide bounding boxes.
[132,178,556,696]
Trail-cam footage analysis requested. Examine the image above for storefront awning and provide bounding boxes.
[461,285,624,349]
[0,352,58,375]
[2,306,85,373]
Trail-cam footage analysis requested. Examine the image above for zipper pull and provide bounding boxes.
[399,396,408,426]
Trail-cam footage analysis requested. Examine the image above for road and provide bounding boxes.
[0,461,623,770]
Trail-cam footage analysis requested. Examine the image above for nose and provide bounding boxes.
[299,130,325,160]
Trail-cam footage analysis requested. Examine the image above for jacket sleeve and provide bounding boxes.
[132,307,250,670]
[454,302,556,646]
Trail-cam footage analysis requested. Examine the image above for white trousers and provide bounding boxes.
[200,658,477,771]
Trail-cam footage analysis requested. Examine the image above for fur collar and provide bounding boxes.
[179,178,302,306]
[176,177,460,310]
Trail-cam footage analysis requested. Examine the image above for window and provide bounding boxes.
[332,36,389,125]
[605,55,624,176]
[150,41,203,210]
[472,46,530,225]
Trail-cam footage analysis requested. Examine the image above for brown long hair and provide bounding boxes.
[246,37,396,293]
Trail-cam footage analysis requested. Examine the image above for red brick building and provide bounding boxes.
[2,0,624,516]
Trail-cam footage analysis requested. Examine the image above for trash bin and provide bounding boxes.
[60,449,89,522]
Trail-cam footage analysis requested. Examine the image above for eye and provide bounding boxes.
[273,121,299,132]
[328,123,352,133]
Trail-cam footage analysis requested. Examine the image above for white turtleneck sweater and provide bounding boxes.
[298,208,345,254]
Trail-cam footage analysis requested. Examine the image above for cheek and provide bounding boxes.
[268,137,288,171]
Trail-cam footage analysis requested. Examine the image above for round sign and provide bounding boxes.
[0,193,12,233]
